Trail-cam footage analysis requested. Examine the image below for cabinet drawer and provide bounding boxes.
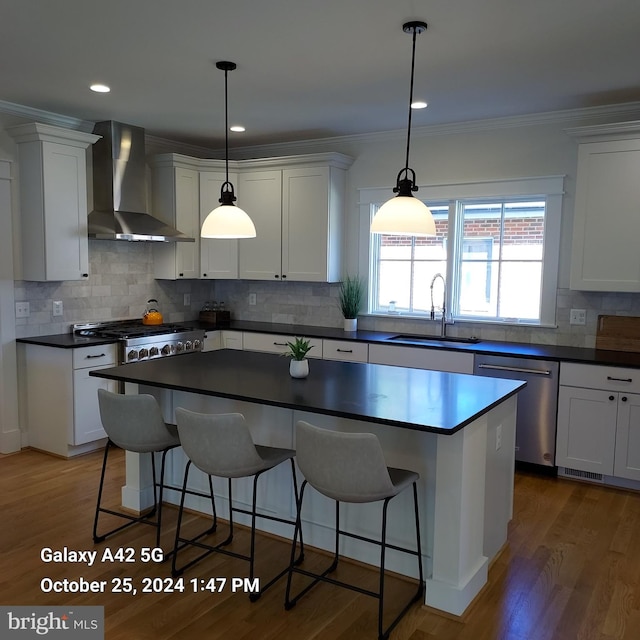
[72,344,117,369]
[322,339,368,363]
[560,362,640,394]
[242,332,322,358]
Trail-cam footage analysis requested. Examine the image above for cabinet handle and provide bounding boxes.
[179,273,184,277]
[477,364,551,376]
[86,353,106,359]
[82,273,89,278]
[609,395,615,401]
[273,342,288,346]
[622,396,628,402]
[607,376,632,383]
[282,274,287,279]
[203,273,207,277]
[337,348,353,353]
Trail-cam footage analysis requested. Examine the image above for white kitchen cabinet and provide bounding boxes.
[151,155,200,279]
[238,154,352,282]
[556,362,640,481]
[199,168,239,279]
[202,330,222,352]
[242,332,323,358]
[567,123,640,291]
[220,330,244,350]
[19,343,118,457]
[368,343,474,374]
[9,123,99,281]
[322,339,368,363]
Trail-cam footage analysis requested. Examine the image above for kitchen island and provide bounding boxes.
[91,349,525,616]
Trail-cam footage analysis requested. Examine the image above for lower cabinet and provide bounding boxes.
[20,343,118,457]
[556,363,640,481]
[242,332,323,358]
[322,339,368,363]
[368,343,474,374]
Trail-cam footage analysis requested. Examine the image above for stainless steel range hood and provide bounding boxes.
[88,121,194,242]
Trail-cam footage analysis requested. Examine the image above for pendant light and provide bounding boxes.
[201,61,256,238]
[370,21,436,236]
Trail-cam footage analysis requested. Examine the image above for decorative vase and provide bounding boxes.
[289,359,309,379]
[343,318,357,332]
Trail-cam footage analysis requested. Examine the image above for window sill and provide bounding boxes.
[364,312,557,330]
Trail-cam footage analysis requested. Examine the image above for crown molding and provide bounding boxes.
[230,101,640,158]
[3,98,640,159]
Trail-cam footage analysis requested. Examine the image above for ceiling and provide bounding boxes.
[2,0,640,149]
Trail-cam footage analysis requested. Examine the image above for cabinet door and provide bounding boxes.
[238,171,282,280]
[282,167,338,282]
[153,167,199,279]
[368,343,474,374]
[72,366,116,445]
[556,386,617,474]
[200,171,238,278]
[613,392,640,481]
[570,138,640,291]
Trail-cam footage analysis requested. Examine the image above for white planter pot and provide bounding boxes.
[289,359,309,379]
[343,318,357,332]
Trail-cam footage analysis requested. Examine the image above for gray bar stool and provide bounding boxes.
[285,420,424,640]
[93,389,181,549]
[172,408,304,600]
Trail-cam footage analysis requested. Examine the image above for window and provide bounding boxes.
[360,177,563,326]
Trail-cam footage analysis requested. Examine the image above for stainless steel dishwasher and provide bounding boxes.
[474,354,559,471]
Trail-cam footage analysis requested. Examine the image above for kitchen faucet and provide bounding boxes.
[430,273,447,337]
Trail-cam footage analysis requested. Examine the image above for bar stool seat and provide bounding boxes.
[171,408,303,600]
[285,421,424,640]
[93,389,180,550]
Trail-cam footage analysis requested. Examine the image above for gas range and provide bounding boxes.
[73,321,205,363]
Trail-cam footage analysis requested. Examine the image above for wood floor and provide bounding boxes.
[2,448,640,640]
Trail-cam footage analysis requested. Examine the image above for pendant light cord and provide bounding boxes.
[404,25,418,174]
[224,66,229,185]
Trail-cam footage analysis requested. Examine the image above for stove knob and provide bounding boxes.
[193,339,202,350]
[176,342,184,353]
[161,344,172,356]
[185,341,193,351]
[138,348,149,359]
[149,346,160,357]
[127,350,139,361]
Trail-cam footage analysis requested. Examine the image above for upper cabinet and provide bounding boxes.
[200,166,239,279]
[150,152,353,282]
[150,154,200,280]
[567,122,640,291]
[238,154,352,282]
[9,123,99,281]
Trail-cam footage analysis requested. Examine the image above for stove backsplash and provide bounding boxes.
[13,239,640,347]
[13,240,212,338]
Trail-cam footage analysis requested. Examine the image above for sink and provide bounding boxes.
[386,334,481,344]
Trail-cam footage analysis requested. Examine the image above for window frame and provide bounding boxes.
[358,176,564,327]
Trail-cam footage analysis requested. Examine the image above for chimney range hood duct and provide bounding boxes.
[88,121,194,242]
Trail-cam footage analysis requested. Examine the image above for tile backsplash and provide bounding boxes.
[13,241,640,346]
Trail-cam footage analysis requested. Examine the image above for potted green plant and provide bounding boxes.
[284,337,314,378]
[338,275,365,332]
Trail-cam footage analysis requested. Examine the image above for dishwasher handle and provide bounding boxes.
[477,363,552,376]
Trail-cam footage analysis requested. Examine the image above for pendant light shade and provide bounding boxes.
[371,21,436,237]
[201,61,256,239]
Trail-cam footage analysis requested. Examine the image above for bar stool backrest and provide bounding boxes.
[175,409,265,478]
[97,389,177,452]
[295,421,396,503]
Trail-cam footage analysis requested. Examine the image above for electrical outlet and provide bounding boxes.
[569,308,586,325]
[496,424,502,451]
[15,302,30,318]
[249,293,257,306]
[52,300,63,317]
[183,293,191,307]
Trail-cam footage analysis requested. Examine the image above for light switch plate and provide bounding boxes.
[15,302,30,318]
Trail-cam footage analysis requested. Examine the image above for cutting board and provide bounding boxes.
[595,315,640,352]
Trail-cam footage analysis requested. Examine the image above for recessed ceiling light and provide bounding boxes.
[411,100,428,109]
[230,125,245,132]
[90,84,111,93]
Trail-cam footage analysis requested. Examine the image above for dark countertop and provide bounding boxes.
[16,333,120,349]
[90,349,525,435]
[18,318,640,368]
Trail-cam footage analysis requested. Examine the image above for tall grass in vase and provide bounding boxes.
[338,275,365,331]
